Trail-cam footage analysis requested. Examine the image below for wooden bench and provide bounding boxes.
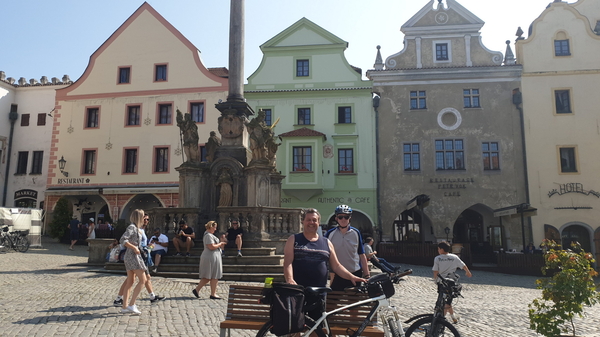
[220,284,384,337]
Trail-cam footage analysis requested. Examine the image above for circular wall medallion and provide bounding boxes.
[437,108,462,130]
[435,12,449,24]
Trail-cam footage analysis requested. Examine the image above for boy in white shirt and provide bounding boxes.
[432,241,472,323]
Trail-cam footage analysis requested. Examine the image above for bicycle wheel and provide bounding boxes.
[256,316,325,337]
[405,317,460,337]
[15,236,29,253]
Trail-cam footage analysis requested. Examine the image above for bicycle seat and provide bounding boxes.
[305,287,332,295]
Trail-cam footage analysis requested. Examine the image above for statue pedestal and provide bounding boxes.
[245,165,284,207]
[176,164,208,208]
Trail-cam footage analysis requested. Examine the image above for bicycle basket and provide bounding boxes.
[2,227,8,233]
[367,273,395,298]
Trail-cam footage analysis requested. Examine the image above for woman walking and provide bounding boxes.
[119,209,147,315]
[193,221,226,299]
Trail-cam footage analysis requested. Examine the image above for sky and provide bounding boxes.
[1,0,557,82]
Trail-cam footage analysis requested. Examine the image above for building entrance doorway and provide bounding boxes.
[562,224,591,253]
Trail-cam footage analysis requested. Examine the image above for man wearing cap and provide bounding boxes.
[325,204,370,291]
[173,220,195,257]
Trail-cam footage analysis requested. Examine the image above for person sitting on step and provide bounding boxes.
[173,220,195,257]
[223,219,243,257]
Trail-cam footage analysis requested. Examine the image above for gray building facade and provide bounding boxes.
[367,0,530,256]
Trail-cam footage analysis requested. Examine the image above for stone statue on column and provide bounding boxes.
[176,109,200,164]
[205,131,221,163]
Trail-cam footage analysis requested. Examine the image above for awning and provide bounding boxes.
[493,204,537,218]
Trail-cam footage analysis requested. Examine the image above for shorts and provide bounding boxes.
[70,231,79,241]
[226,240,237,248]
[151,249,166,257]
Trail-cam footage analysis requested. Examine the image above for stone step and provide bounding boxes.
[161,255,283,265]
[160,247,276,256]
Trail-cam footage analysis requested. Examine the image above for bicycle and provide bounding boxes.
[403,277,461,337]
[256,269,413,337]
[0,226,30,253]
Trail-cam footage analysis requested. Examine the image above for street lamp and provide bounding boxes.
[58,156,69,177]
[444,227,450,242]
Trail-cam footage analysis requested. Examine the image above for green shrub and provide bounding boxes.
[528,240,600,337]
[48,197,72,240]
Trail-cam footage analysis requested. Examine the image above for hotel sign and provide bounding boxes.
[548,183,600,198]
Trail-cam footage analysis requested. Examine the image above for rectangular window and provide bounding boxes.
[155,147,169,173]
[463,89,480,108]
[554,40,570,56]
[296,59,309,77]
[16,152,28,174]
[37,113,46,126]
[127,105,140,126]
[86,108,99,128]
[119,67,131,84]
[21,114,30,127]
[410,91,427,110]
[338,106,352,124]
[31,151,43,174]
[155,64,167,81]
[338,149,354,173]
[199,145,207,162]
[83,150,96,174]
[262,109,273,126]
[190,102,205,123]
[436,43,448,60]
[482,142,500,170]
[555,90,571,114]
[293,146,312,171]
[124,149,137,173]
[559,147,577,173]
[435,139,465,170]
[297,108,311,125]
[403,143,420,171]
[158,104,172,124]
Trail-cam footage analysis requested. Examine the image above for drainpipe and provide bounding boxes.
[372,94,382,243]
[513,88,533,245]
[2,104,18,206]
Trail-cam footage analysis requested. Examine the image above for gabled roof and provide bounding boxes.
[260,17,347,52]
[401,0,484,36]
[279,127,327,140]
[208,67,229,78]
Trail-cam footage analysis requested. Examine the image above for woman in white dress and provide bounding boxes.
[192,221,226,299]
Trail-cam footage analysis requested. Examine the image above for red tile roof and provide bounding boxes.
[208,67,228,78]
[279,127,326,139]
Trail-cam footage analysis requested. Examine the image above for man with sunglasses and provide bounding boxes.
[325,204,370,291]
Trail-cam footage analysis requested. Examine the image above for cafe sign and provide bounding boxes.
[548,183,600,198]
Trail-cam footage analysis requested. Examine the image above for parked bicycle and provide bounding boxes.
[0,226,30,253]
[403,277,462,337]
[257,269,413,337]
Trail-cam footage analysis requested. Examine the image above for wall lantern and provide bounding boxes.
[58,156,68,177]
[444,226,450,242]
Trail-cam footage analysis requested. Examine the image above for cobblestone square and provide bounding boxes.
[1,239,598,336]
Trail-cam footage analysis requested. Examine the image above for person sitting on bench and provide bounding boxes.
[364,237,399,274]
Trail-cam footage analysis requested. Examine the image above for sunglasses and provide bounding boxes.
[232,222,239,225]
[337,215,350,220]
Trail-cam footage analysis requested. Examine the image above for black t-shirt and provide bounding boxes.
[227,227,243,241]
[69,219,80,233]
[179,226,194,238]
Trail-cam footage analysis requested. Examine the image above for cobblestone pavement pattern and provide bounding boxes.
[1,239,599,336]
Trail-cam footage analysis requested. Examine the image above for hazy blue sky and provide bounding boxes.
[1,0,555,82]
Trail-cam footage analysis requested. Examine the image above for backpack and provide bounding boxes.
[268,283,305,336]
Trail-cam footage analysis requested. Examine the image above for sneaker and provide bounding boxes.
[113,299,123,307]
[450,314,459,324]
[150,295,165,303]
[127,305,141,315]
[237,251,243,257]
[185,252,191,257]
[120,307,131,314]
[175,252,183,256]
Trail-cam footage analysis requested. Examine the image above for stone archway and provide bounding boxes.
[121,194,164,222]
[561,223,592,253]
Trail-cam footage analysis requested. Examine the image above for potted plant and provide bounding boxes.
[528,240,600,337]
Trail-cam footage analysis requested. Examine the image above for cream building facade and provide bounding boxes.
[45,3,227,223]
[516,0,600,260]
[0,73,69,209]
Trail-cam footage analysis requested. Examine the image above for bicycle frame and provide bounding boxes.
[301,293,404,337]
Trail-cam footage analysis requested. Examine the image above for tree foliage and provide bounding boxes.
[48,197,72,240]
[528,240,600,337]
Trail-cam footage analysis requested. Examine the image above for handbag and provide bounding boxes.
[137,230,153,267]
